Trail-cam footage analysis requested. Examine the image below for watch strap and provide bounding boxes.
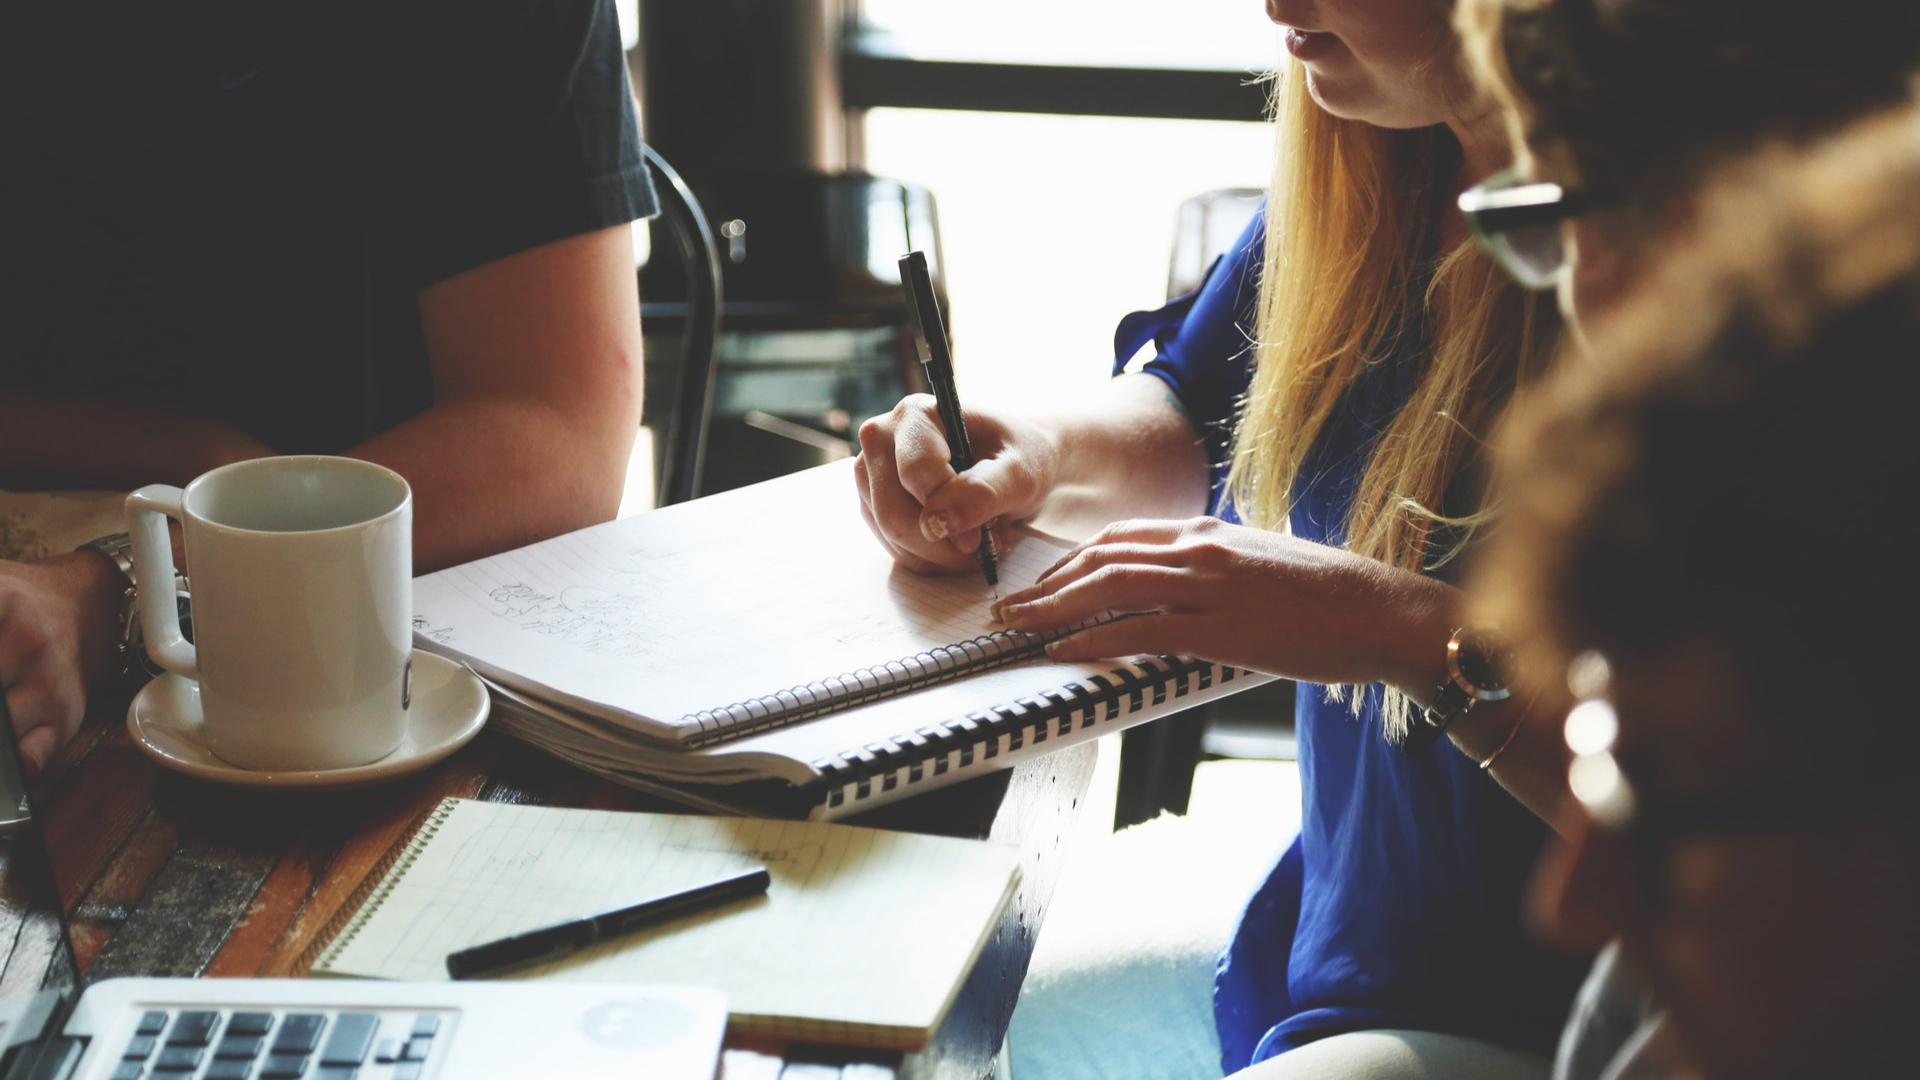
[1403,623,1514,755]
[76,532,189,686]
[1405,680,1474,754]
[78,532,137,584]
[76,533,142,685]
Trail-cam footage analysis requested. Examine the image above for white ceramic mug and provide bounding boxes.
[127,456,413,772]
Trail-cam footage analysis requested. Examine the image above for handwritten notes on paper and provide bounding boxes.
[411,463,1075,742]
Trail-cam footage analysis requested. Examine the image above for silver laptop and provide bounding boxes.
[0,695,728,1080]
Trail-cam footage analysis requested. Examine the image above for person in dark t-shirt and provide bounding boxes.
[0,0,660,771]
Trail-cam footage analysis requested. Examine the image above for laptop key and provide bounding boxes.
[122,1035,157,1059]
[205,1062,254,1080]
[373,1038,399,1064]
[408,1016,439,1038]
[136,1012,169,1037]
[259,1054,310,1079]
[313,1069,356,1080]
[166,1011,219,1047]
[153,1045,203,1071]
[111,1062,144,1080]
[401,1036,432,1061]
[271,1015,327,1055]
[318,1013,378,1066]
[11,1036,83,1080]
[216,1034,267,1059]
[227,1013,275,1037]
[391,1065,422,1080]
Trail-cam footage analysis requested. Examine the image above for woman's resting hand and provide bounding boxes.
[992,517,1457,695]
[854,394,1058,575]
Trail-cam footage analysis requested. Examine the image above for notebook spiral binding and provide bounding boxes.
[681,615,1121,749]
[303,797,462,974]
[803,654,1241,810]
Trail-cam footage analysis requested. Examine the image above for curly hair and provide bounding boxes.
[1478,106,1920,745]
[1459,0,1920,207]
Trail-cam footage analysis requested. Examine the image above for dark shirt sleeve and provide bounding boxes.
[1110,206,1265,515]
[388,0,659,290]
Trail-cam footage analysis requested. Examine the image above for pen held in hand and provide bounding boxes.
[899,250,1001,593]
[445,866,771,979]
[974,530,1000,595]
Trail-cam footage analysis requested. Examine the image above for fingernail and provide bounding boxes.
[920,512,950,542]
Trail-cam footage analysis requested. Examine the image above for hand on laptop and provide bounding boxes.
[0,553,121,775]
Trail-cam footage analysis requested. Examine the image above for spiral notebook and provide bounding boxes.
[309,798,1022,1051]
[411,462,1273,818]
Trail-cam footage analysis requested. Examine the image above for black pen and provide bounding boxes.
[445,866,771,979]
[899,250,1000,591]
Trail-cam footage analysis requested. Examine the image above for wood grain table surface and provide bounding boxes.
[31,697,1098,1080]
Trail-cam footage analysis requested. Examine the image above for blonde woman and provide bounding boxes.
[859,1,1579,1076]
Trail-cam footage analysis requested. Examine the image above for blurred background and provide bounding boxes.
[618,0,1275,507]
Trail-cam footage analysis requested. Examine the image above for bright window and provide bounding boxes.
[863,108,1272,402]
[858,0,1277,71]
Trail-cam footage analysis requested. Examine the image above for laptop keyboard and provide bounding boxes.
[111,1010,442,1080]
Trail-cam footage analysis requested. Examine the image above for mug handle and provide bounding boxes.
[125,485,197,680]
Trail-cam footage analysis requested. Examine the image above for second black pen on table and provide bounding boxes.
[446,866,771,979]
[898,250,1000,591]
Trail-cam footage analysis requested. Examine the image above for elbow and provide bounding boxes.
[563,340,646,526]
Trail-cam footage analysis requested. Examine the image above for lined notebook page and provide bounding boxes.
[312,799,1021,1049]
[412,462,1074,743]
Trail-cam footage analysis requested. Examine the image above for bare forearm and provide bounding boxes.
[857,371,1212,573]
[380,223,644,573]
[347,391,639,573]
[1444,694,1574,831]
[1026,374,1210,537]
[0,392,273,490]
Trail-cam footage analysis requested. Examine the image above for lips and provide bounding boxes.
[1282,26,1337,61]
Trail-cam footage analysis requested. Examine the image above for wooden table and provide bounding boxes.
[34,701,1097,1080]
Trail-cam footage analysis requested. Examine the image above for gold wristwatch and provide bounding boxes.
[1403,624,1514,754]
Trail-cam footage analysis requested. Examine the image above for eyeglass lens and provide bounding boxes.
[1489,223,1567,290]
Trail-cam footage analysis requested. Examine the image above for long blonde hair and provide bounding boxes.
[1225,64,1554,734]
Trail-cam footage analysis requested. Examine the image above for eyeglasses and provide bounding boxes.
[1458,170,1599,291]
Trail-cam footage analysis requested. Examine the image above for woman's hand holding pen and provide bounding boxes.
[854,394,1058,575]
[991,516,1460,697]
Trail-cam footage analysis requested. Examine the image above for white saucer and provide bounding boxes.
[127,650,490,791]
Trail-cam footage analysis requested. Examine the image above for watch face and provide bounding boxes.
[1451,626,1514,701]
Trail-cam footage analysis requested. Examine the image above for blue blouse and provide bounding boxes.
[1114,210,1583,1072]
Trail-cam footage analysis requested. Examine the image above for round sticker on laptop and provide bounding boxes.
[580,999,695,1049]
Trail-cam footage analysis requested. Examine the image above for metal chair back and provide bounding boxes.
[643,145,724,506]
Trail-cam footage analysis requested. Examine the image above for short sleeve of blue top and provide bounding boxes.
[1116,209,1584,1072]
